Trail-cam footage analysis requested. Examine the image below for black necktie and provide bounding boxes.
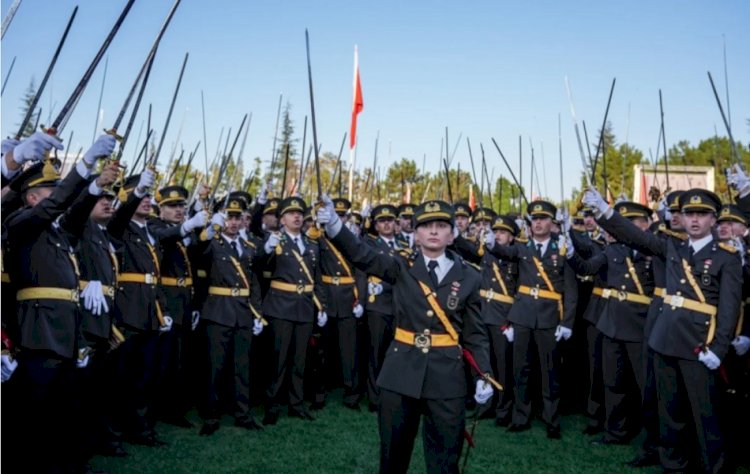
[687,245,695,266]
[231,241,240,259]
[428,260,439,287]
[388,240,395,250]
[294,237,302,253]
[536,243,543,257]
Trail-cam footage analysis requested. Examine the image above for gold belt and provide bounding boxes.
[79,281,116,297]
[592,287,652,305]
[518,285,562,301]
[654,287,665,298]
[663,294,717,316]
[479,289,514,304]
[17,287,79,302]
[321,275,355,285]
[208,286,249,297]
[1,273,10,284]
[160,276,193,288]
[118,272,157,285]
[394,327,458,353]
[270,281,313,294]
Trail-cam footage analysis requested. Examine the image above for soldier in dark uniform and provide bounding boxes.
[363,204,411,412]
[454,215,519,426]
[453,203,471,237]
[196,197,264,435]
[568,202,656,445]
[148,185,207,427]
[395,204,416,250]
[584,187,742,473]
[110,168,171,446]
[261,196,328,425]
[314,197,365,410]
[317,197,493,474]
[4,133,115,472]
[484,200,578,439]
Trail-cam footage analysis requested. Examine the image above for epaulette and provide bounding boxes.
[592,238,606,246]
[517,237,529,245]
[718,242,738,254]
[243,240,256,249]
[656,224,688,241]
[464,260,481,272]
[304,228,320,241]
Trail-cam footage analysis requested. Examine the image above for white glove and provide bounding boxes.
[726,164,750,197]
[698,349,721,370]
[11,131,64,164]
[210,212,226,229]
[554,325,572,342]
[474,379,493,405]
[182,210,208,234]
[191,310,200,331]
[135,168,156,196]
[582,187,610,219]
[732,336,750,356]
[264,232,281,254]
[160,315,174,333]
[361,204,372,219]
[317,311,328,327]
[83,134,117,166]
[1,354,18,382]
[316,194,337,226]
[730,236,746,257]
[484,229,495,249]
[192,199,205,213]
[76,348,90,369]
[559,210,571,233]
[252,318,264,336]
[80,280,109,316]
[503,326,514,343]
[256,181,269,205]
[368,281,383,296]
[561,234,574,257]
[353,303,364,318]
[2,138,20,155]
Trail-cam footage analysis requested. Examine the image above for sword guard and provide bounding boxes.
[104,128,124,142]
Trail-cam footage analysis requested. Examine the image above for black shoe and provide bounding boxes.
[162,415,195,428]
[495,417,511,427]
[235,417,264,431]
[624,453,659,468]
[591,436,627,446]
[262,411,279,426]
[546,427,562,440]
[507,423,531,433]
[309,401,326,411]
[583,424,604,435]
[98,443,128,458]
[368,403,378,413]
[343,401,361,411]
[199,421,220,436]
[288,407,315,421]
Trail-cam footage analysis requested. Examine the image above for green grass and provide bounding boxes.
[90,394,670,474]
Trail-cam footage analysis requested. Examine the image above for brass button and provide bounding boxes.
[680,279,686,284]
[426,310,434,317]
[423,329,430,335]
[624,274,630,278]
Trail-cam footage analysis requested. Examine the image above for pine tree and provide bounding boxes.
[17,78,38,138]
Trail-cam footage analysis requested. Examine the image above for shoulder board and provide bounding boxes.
[657,224,688,241]
[243,240,256,249]
[718,242,738,254]
[464,260,481,272]
[592,238,606,246]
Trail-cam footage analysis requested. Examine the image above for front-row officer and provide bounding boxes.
[317,197,493,474]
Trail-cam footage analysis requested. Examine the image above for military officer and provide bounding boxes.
[395,204,416,249]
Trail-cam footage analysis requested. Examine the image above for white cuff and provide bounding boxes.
[133,187,147,199]
[180,222,190,236]
[601,206,614,220]
[88,180,103,196]
[326,216,343,237]
[75,160,92,179]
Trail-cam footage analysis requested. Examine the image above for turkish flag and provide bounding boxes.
[350,45,363,149]
[469,184,476,210]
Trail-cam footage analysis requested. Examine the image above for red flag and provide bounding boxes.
[469,184,476,210]
[349,45,363,149]
[639,172,647,204]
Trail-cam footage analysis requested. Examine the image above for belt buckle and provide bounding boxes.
[145,273,155,284]
[529,287,539,298]
[332,276,340,285]
[177,277,185,287]
[231,287,240,297]
[105,287,115,298]
[296,284,305,294]
[71,289,80,301]
[601,289,611,299]
[617,290,628,302]
[414,334,431,353]
[670,295,685,308]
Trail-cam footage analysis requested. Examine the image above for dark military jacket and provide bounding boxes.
[261,231,327,322]
[196,235,262,328]
[570,242,654,342]
[599,211,741,360]
[364,236,411,316]
[331,224,490,400]
[487,235,578,330]
[5,168,92,358]
[569,230,607,326]
[319,236,362,318]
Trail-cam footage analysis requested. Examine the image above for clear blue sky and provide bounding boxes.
[2,0,748,200]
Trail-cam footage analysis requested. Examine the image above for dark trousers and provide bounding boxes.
[115,330,162,436]
[314,316,360,405]
[14,351,76,473]
[638,346,660,457]
[585,321,605,428]
[160,322,197,419]
[367,310,395,407]
[601,335,644,441]
[379,389,465,474]
[202,322,254,422]
[653,351,725,473]
[512,325,560,428]
[266,318,313,411]
[717,350,750,469]
[487,323,514,422]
